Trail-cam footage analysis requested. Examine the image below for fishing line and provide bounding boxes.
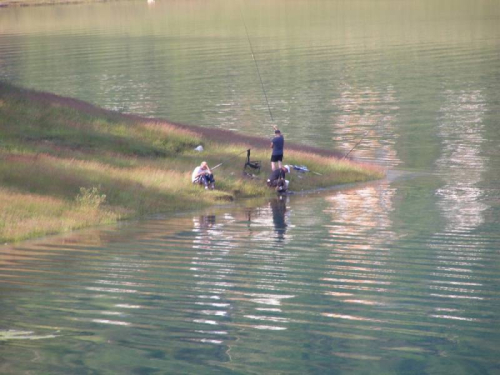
[212,149,249,170]
[239,5,275,124]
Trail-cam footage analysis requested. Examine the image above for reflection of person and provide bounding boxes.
[267,165,290,192]
[192,161,215,190]
[270,197,287,241]
[198,215,216,229]
[270,127,284,171]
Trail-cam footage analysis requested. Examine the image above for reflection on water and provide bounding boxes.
[244,198,293,246]
[426,88,491,324]
[191,214,235,347]
[188,206,295,351]
[0,184,500,373]
[332,84,401,167]
[270,197,288,242]
[436,89,488,231]
[321,183,397,324]
[324,183,397,243]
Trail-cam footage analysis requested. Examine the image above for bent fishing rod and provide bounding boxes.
[240,5,275,125]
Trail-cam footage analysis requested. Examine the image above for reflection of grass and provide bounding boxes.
[0,82,384,242]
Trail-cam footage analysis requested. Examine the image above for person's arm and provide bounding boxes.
[192,167,201,182]
[196,169,208,177]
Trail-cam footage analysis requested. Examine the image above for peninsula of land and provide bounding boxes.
[0,82,383,243]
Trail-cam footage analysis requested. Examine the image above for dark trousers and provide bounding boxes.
[199,173,215,186]
[268,178,286,190]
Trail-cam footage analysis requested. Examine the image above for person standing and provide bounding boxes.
[192,161,215,190]
[270,127,284,171]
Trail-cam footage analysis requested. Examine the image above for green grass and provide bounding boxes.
[0,82,384,243]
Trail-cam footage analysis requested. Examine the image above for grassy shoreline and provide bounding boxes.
[0,82,384,243]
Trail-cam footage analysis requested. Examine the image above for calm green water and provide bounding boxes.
[1,0,500,373]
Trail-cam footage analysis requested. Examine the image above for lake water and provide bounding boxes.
[1,0,500,373]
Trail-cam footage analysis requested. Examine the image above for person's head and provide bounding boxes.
[274,129,281,135]
[284,165,290,173]
[200,161,208,169]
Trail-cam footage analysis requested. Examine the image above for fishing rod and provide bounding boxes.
[211,149,249,170]
[240,5,275,124]
[342,131,369,160]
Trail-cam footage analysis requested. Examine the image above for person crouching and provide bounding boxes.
[192,161,215,190]
[267,165,290,192]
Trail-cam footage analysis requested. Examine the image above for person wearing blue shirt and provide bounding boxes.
[270,127,285,171]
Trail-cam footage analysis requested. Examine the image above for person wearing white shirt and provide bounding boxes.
[192,161,215,190]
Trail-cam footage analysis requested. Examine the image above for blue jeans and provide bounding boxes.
[199,173,215,186]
